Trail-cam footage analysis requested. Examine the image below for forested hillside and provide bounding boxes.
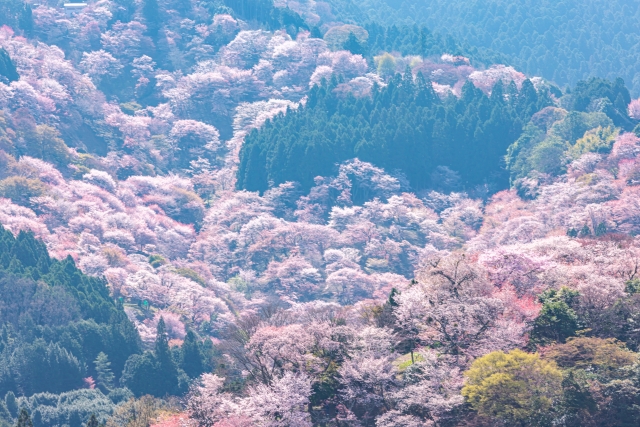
[238,74,637,195]
[325,0,640,96]
[1,0,640,425]
[0,226,139,425]
[238,75,550,194]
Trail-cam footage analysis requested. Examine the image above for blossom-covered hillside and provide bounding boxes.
[2,0,640,426]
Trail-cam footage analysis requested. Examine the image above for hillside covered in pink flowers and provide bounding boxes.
[2,0,640,426]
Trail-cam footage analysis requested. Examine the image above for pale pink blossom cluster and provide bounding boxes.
[184,251,537,425]
[629,98,640,120]
[461,129,640,311]
[468,64,527,94]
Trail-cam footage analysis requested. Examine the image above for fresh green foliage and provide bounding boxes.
[94,353,115,392]
[174,268,206,287]
[545,337,636,371]
[462,349,563,426]
[506,110,613,180]
[0,177,46,208]
[505,77,638,183]
[568,126,618,160]
[148,254,167,269]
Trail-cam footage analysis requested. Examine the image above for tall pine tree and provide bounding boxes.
[94,352,114,391]
[142,0,160,38]
[16,409,33,427]
[85,414,102,427]
[154,317,179,395]
[180,330,205,378]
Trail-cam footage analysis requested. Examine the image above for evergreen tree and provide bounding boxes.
[31,410,42,427]
[5,392,17,418]
[85,414,100,427]
[238,75,549,194]
[18,4,33,37]
[0,226,141,397]
[110,0,136,24]
[68,410,81,427]
[310,26,323,39]
[94,352,114,391]
[530,287,581,347]
[154,317,179,395]
[343,32,365,55]
[180,330,205,378]
[142,0,160,37]
[120,353,158,397]
[16,409,33,427]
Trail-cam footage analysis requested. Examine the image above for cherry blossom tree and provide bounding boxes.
[395,254,523,364]
[79,50,123,84]
[628,98,640,120]
[338,326,396,423]
[239,372,313,427]
[377,350,464,427]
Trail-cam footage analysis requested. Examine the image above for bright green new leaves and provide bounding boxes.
[568,126,618,160]
[462,349,563,426]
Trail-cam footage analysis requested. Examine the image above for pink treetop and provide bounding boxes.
[628,98,640,120]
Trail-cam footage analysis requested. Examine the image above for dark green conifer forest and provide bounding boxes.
[0,226,140,396]
[238,73,637,195]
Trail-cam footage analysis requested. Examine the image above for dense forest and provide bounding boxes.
[0,227,215,426]
[0,0,640,425]
[325,0,640,96]
[238,74,550,194]
[0,226,139,425]
[238,75,639,195]
[0,226,140,396]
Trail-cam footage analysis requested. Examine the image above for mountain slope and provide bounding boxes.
[0,226,141,397]
[326,0,640,96]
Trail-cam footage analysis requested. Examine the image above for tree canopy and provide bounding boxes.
[238,74,550,194]
[325,0,640,96]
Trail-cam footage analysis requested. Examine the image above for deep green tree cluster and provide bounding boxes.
[565,77,634,129]
[0,226,140,397]
[0,49,18,84]
[506,77,638,183]
[529,278,640,353]
[0,225,217,402]
[463,339,640,427]
[237,73,551,194]
[516,284,640,426]
[362,23,505,67]
[120,319,213,397]
[325,0,640,96]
